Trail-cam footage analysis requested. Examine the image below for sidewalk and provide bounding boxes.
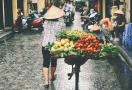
[0,28,13,44]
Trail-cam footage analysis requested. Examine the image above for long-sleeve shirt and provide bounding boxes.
[97,31,106,41]
[42,19,65,47]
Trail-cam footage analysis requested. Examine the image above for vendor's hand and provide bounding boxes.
[117,25,121,27]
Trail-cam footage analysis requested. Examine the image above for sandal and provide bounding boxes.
[50,73,57,81]
[44,84,49,88]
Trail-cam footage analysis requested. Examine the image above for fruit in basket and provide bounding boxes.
[74,33,100,55]
[50,39,75,55]
[99,43,119,57]
[56,30,67,38]
[64,43,70,47]
[51,47,57,53]
[54,41,61,46]
[61,39,67,45]
[66,30,87,40]
[64,47,69,52]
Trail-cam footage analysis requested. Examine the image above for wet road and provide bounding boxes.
[0,12,132,90]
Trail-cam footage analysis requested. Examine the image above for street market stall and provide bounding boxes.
[44,29,119,90]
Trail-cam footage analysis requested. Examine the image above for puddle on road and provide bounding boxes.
[108,57,132,90]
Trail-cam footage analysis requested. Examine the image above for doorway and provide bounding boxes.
[17,0,23,12]
[4,0,13,27]
[106,0,112,18]
[0,0,3,29]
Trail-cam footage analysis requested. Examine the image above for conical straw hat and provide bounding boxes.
[44,5,65,19]
[90,24,101,31]
[114,9,124,14]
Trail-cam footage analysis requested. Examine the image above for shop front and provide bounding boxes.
[4,0,13,27]
[0,0,3,29]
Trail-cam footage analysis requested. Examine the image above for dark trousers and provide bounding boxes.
[16,16,22,28]
[114,27,124,38]
[42,47,57,68]
[111,30,115,38]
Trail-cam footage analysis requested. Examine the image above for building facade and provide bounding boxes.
[98,0,131,23]
[0,0,131,30]
[0,0,45,30]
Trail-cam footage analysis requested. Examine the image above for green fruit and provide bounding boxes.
[64,47,69,52]
[58,46,64,52]
[68,47,73,51]
[64,43,70,47]
[61,39,66,45]
[51,47,57,53]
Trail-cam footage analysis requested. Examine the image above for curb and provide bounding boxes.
[0,30,14,44]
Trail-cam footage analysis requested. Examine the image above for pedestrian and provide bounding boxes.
[90,24,106,44]
[59,3,64,9]
[82,4,88,16]
[42,5,65,88]
[113,9,126,41]
[69,2,75,21]
[16,7,23,28]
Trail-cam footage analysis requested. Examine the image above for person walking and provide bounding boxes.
[113,9,126,41]
[42,6,65,88]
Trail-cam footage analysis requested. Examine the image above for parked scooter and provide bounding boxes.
[12,11,43,33]
[81,11,100,32]
[31,9,47,23]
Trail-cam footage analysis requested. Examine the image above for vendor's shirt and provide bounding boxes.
[115,16,126,28]
[42,20,65,47]
[97,31,106,41]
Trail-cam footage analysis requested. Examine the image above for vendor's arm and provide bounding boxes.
[118,16,126,27]
[100,32,106,44]
[103,40,106,44]
[118,22,125,27]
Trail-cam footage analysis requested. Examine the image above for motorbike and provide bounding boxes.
[75,4,81,12]
[12,11,44,33]
[63,10,72,26]
[31,9,47,23]
[81,11,100,32]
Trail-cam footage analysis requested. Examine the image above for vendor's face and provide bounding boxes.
[116,14,121,17]
[93,30,100,34]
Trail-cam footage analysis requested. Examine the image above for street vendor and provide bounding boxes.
[42,6,65,88]
[90,24,106,44]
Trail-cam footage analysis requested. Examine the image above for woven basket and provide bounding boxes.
[51,53,60,59]
[64,55,88,65]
